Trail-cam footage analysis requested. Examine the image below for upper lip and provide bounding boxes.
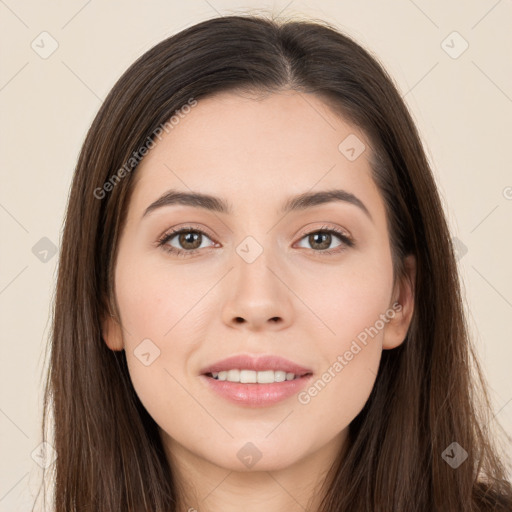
[200,354,313,376]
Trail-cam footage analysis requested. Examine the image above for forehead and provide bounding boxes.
[127,90,385,222]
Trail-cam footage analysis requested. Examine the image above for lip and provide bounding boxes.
[199,354,312,376]
[199,373,313,407]
[198,354,313,407]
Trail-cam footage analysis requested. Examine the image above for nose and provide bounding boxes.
[220,251,294,331]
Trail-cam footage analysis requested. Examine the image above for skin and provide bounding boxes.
[102,89,416,512]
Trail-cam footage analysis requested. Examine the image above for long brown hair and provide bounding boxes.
[37,13,512,511]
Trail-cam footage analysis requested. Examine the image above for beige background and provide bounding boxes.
[1,1,511,510]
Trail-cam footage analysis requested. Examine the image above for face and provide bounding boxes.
[102,90,415,475]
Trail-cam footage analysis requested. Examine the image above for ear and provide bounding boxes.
[101,310,124,351]
[382,254,416,350]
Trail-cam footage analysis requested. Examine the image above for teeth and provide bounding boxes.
[210,370,299,383]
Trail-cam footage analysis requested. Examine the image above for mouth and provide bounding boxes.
[204,369,313,383]
[198,354,314,406]
[199,353,313,378]
[199,360,313,407]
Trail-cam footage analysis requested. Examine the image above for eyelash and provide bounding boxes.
[156,224,355,258]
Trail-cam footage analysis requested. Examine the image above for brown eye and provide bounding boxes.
[158,227,216,257]
[307,231,334,250]
[296,228,353,253]
[176,231,203,250]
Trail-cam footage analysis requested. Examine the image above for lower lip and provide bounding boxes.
[199,373,313,407]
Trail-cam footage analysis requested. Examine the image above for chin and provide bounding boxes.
[204,440,306,473]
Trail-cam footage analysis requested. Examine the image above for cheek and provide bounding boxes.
[295,298,387,440]
[113,249,207,414]
[293,249,393,421]
[299,247,394,344]
[115,246,210,339]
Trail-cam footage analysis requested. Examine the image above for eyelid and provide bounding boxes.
[295,222,353,242]
[157,223,216,241]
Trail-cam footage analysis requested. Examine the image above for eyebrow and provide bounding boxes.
[142,188,372,221]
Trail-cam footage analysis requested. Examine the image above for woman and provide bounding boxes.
[38,13,512,511]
